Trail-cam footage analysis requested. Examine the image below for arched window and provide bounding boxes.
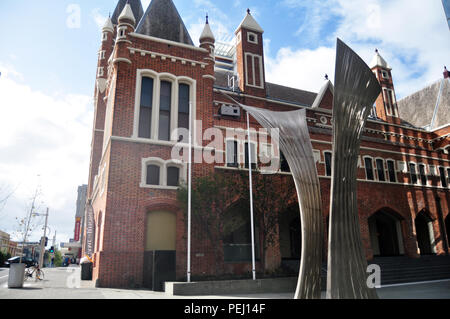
[146,164,161,186]
[138,77,154,138]
[364,157,374,180]
[141,157,186,189]
[167,166,180,187]
[418,164,427,186]
[159,80,172,141]
[226,140,238,168]
[386,159,396,182]
[178,83,190,131]
[409,163,418,185]
[324,151,332,177]
[375,158,385,181]
[439,166,447,188]
[134,70,196,142]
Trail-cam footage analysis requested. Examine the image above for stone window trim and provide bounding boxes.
[247,31,258,44]
[383,88,398,118]
[244,52,264,89]
[140,157,186,190]
[381,70,390,79]
[224,138,259,169]
[133,69,197,143]
[117,26,127,40]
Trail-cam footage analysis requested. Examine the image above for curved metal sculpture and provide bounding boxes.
[240,105,324,299]
[326,39,381,299]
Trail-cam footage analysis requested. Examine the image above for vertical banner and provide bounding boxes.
[74,217,81,241]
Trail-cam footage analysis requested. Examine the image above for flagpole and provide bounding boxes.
[187,102,192,283]
[246,111,256,281]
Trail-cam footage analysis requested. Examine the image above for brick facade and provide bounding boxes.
[82,1,450,288]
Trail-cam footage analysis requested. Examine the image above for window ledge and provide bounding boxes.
[139,184,179,190]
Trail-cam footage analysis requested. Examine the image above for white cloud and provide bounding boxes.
[0,63,93,244]
[92,8,108,30]
[266,46,336,93]
[266,0,449,98]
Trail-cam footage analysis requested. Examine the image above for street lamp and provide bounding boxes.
[33,208,49,268]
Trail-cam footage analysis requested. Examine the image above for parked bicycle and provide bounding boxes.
[24,264,44,282]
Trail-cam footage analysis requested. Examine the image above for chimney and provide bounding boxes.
[444,66,450,79]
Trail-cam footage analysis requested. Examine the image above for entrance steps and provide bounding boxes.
[369,255,450,285]
[282,255,450,289]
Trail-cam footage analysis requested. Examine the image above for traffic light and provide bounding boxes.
[49,246,54,253]
[40,237,49,246]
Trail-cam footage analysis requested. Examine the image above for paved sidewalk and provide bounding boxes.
[0,266,449,299]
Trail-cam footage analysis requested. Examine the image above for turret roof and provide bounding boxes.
[136,0,194,45]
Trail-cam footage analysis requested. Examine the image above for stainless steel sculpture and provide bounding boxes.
[327,39,381,299]
[240,105,324,299]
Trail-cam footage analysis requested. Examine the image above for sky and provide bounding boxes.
[0,0,448,246]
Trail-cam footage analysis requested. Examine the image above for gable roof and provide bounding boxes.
[111,0,144,25]
[135,0,194,45]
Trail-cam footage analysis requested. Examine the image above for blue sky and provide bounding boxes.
[0,0,448,244]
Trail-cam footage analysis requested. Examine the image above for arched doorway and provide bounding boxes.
[279,205,301,261]
[368,209,405,257]
[143,210,177,290]
[415,210,436,255]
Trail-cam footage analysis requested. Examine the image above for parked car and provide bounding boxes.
[4,256,36,268]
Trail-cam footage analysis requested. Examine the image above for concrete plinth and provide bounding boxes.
[165,277,297,296]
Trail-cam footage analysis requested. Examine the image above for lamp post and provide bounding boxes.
[34,208,49,268]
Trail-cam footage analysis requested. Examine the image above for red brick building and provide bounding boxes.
[83,0,450,288]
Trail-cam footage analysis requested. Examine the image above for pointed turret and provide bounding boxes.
[369,49,391,70]
[235,8,264,34]
[118,3,136,26]
[199,14,215,43]
[136,0,194,45]
[111,0,144,25]
[370,49,399,123]
[235,9,266,96]
[102,16,114,33]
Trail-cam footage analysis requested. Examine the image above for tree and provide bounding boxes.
[13,186,42,263]
[53,249,63,267]
[233,169,297,273]
[177,171,241,276]
[177,168,297,276]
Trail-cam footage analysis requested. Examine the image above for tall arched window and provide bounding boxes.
[138,77,154,138]
[159,81,172,141]
[178,83,190,131]
[376,159,385,181]
[364,157,374,180]
[409,163,418,185]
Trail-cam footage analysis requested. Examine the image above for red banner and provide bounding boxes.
[74,218,81,241]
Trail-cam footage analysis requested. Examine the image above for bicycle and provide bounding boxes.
[24,264,45,282]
